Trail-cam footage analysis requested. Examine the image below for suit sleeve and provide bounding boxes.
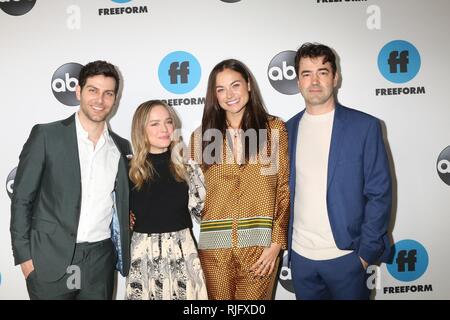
[10,125,46,265]
[271,121,290,249]
[358,119,392,264]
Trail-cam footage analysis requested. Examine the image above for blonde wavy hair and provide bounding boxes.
[129,100,187,190]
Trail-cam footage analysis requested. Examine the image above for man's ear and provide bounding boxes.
[333,72,339,88]
[75,85,81,101]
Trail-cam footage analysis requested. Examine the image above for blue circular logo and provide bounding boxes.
[386,239,428,282]
[378,40,421,83]
[158,51,201,94]
[111,0,131,3]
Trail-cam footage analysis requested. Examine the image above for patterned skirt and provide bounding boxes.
[125,228,208,300]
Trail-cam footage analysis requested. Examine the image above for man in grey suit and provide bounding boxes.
[10,60,131,300]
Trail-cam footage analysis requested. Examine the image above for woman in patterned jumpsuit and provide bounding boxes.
[190,59,290,299]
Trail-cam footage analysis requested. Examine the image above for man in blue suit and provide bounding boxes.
[286,43,392,300]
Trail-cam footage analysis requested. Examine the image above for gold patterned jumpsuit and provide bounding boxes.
[190,118,290,300]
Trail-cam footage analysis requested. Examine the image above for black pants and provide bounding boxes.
[26,238,116,300]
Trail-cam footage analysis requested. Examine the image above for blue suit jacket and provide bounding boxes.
[286,104,392,265]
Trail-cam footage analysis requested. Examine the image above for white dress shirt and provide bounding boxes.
[75,112,120,243]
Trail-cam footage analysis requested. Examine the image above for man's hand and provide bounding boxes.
[359,257,369,270]
[21,259,34,279]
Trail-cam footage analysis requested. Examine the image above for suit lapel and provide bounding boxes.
[61,114,82,211]
[327,104,345,189]
[288,111,304,192]
[109,132,128,223]
[109,131,130,275]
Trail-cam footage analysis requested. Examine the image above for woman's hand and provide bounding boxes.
[249,243,282,277]
[129,210,136,230]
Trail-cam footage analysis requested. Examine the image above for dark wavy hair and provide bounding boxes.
[294,43,337,78]
[78,60,120,94]
[201,59,272,168]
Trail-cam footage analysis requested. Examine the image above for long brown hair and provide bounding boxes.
[201,59,271,168]
[129,100,187,190]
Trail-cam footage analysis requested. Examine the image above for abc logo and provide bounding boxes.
[0,0,36,16]
[377,40,421,83]
[51,62,83,106]
[278,251,294,293]
[158,51,201,94]
[437,146,450,186]
[6,167,17,199]
[267,50,299,95]
[386,239,428,282]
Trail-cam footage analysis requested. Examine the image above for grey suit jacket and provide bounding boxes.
[10,114,131,281]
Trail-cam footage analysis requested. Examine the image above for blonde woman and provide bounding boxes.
[125,100,207,300]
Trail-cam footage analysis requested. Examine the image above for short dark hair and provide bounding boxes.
[78,60,120,94]
[294,43,337,78]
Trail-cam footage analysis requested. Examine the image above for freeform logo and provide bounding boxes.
[383,239,433,295]
[386,239,428,282]
[267,51,299,95]
[279,251,294,293]
[0,0,36,16]
[51,62,83,106]
[375,40,425,96]
[378,40,421,84]
[158,51,201,95]
[6,167,17,199]
[99,0,148,16]
[437,146,450,186]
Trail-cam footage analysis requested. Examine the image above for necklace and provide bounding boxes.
[226,120,240,138]
[230,128,238,138]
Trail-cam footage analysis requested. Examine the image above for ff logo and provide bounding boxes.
[437,146,450,185]
[0,0,36,16]
[377,40,421,83]
[386,239,428,282]
[279,251,294,293]
[51,62,83,106]
[6,167,17,199]
[158,51,201,94]
[267,50,299,95]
